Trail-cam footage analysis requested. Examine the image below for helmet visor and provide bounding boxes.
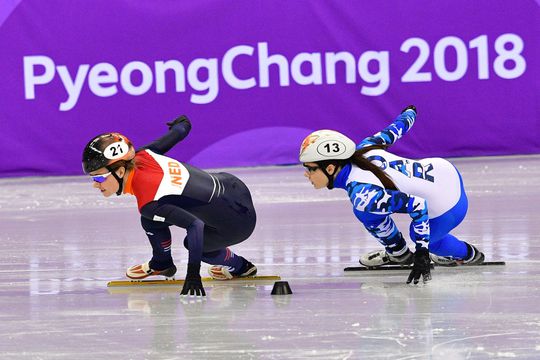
[91,172,112,183]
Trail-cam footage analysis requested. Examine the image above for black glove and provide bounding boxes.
[407,248,432,284]
[167,115,192,132]
[401,105,417,114]
[180,263,206,296]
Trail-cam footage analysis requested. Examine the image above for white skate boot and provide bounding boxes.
[359,248,413,267]
[430,244,485,266]
[208,261,257,280]
[126,261,177,280]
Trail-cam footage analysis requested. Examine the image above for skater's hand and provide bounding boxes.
[181,276,205,296]
[167,115,192,132]
[401,105,417,114]
[180,263,206,297]
[407,248,432,284]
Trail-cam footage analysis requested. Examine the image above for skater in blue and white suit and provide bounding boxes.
[299,106,484,284]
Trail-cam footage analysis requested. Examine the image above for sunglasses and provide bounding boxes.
[91,172,112,183]
[304,165,319,173]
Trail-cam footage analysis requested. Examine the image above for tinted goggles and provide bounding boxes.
[303,164,319,173]
[91,172,112,183]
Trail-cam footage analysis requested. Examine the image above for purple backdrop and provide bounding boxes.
[0,0,538,177]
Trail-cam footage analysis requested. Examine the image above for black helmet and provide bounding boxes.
[82,132,135,174]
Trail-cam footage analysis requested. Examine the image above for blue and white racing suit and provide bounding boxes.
[333,109,469,259]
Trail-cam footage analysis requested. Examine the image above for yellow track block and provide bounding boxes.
[107,275,281,287]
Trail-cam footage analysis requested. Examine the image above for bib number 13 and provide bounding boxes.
[324,143,341,153]
[316,140,347,157]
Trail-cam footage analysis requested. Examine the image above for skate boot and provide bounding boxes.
[126,261,177,280]
[359,248,413,267]
[430,244,485,266]
[208,261,258,280]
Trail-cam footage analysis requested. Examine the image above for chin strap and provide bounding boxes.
[320,165,338,190]
[106,165,124,196]
[319,161,345,190]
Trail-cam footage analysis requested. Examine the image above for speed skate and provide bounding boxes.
[107,275,281,287]
[344,261,506,272]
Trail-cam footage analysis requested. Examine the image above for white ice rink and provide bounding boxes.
[1,155,539,359]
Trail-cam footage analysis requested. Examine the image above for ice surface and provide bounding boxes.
[1,155,539,359]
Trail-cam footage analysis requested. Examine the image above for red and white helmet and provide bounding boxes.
[299,130,356,163]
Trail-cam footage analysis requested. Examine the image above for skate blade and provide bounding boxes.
[107,275,281,287]
[344,261,506,272]
[345,265,428,271]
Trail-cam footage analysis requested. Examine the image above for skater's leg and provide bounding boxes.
[359,216,413,266]
[125,217,176,279]
[183,235,256,279]
[428,211,469,259]
[428,181,483,264]
[201,248,246,271]
[141,217,175,270]
[429,233,468,258]
[424,168,470,259]
[364,216,408,255]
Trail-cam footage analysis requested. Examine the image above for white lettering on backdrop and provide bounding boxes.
[23,34,526,111]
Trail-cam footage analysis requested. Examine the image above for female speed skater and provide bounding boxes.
[82,116,257,297]
[298,105,484,284]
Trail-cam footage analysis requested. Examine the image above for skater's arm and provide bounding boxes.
[138,115,192,155]
[348,182,429,250]
[357,106,416,149]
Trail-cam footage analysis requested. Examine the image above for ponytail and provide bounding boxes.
[350,145,398,191]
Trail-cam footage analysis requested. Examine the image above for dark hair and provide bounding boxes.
[313,145,398,191]
[349,145,398,191]
[108,158,135,172]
